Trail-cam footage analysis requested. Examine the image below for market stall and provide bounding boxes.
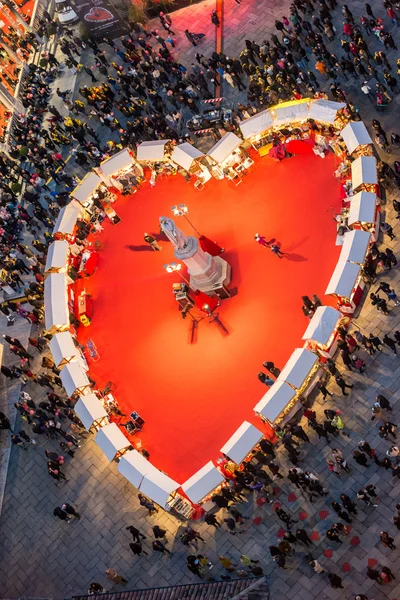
[239,109,274,152]
[307,99,346,124]
[98,148,144,191]
[254,380,298,426]
[136,140,172,163]
[70,172,102,209]
[117,449,157,489]
[74,392,109,431]
[340,229,371,265]
[181,461,225,506]
[139,469,180,511]
[340,121,373,156]
[270,98,310,127]
[206,132,251,181]
[302,306,343,358]
[351,155,378,193]
[49,330,84,369]
[53,200,87,241]
[95,422,131,462]
[45,240,69,276]
[325,258,363,314]
[348,191,380,241]
[220,421,264,464]
[60,361,91,397]
[277,348,320,396]
[44,272,70,334]
[171,142,211,187]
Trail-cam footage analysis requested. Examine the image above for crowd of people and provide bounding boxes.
[0,0,400,596]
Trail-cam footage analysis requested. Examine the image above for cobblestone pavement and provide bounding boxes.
[2,0,400,598]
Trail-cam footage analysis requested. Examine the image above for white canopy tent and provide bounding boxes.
[70,173,101,204]
[171,143,204,171]
[136,140,170,162]
[95,422,131,462]
[74,393,108,431]
[351,155,377,191]
[100,148,136,176]
[348,191,377,226]
[340,230,371,265]
[220,421,264,464]
[139,470,180,508]
[44,273,69,333]
[53,200,83,236]
[118,449,157,489]
[270,99,310,126]
[60,361,91,397]
[325,259,361,297]
[49,331,79,368]
[307,99,345,123]
[45,240,69,274]
[239,109,273,139]
[207,132,242,164]
[302,306,342,346]
[277,348,319,389]
[181,462,225,504]
[254,380,297,423]
[341,121,372,154]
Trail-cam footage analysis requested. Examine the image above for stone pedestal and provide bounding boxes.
[175,236,231,295]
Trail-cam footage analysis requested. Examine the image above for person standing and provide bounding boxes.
[138,494,158,515]
[126,525,147,542]
[328,573,344,589]
[270,245,285,258]
[366,566,383,584]
[335,373,353,395]
[380,531,396,550]
[105,569,128,584]
[152,540,171,554]
[130,541,148,556]
[205,513,221,528]
[211,10,220,26]
[143,233,162,251]
[53,506,72,522]
[61,502,80,519]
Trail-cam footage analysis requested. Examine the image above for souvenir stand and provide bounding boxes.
[269,98,310,127]
[325,258,363,315]
[254,380,298,426]
[70,172,103,210]
[60,361,91,397]
[74,392,109,432]
[239,108,274,154]
[206,132,248,182]
[53,200,87,241]
[181,461,225,510]
[170,142,211,188]
[307,99,346,125]
[277,348,321,399]
[49,330,86,369]
[347,191,380,242]
[340,229,371,265]
[117,449,158,489]
[302,306,344,358]
[220,421,264,465]
[340,121,373,157]
[44,273,70,334]
[98,148,144,192]
[351,155,378,193]
[45,240,69,276]
[95,422,131,462]
[138,469,184,514]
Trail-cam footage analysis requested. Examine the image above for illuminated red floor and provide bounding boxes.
[76,151,342,482]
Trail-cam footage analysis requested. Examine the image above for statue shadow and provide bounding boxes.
[223,249,241,287]
[126,245,153,252]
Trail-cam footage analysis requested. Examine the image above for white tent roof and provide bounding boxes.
[302,306,342,345]
[171,143,204,171]
[74,392,108,430]
[278,348,319,389]
[53,200,83,236]
[49,331,78,368]
[118,449,157,489]
[340,229,371,265]
[60,361,90,397]
[181,461,225,504]
[351,155,377,190]
[239,109,273,139]
[341,121,372,154]
[136,140,170,162]
[95,422,131,462]
[45,240,69,273]
[271,99,310,126]
[325,259,361,297]
[348,191,377,226]
[139,470,180,508]
[254,380,297,423]
[44,273,69,332]
[220,421,264,464]
[100,148,135,176]
[70,172,101,204]
[307,99,345,123]
[207,132,242,164]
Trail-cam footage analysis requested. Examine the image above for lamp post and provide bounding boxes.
[171,204,201,237]
[163,262,191,286]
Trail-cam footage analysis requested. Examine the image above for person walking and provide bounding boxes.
[152,525,167,539]
[152,540,171,554]
[211,10,220,26]
[380,531,396,550]
[61,502,80,519]
[383,334,397,355]
[296,528,312,545]
[138,494,158,515]
[205,513,221,528]
[105,569,128,584]
[130,541,148,556]
[335,373,353,395]
[381,566,395,583]
[317,381,332,399]
[126,525,147,542]
[53,506,72,522]
[328,573,344,589]
[143,233,162,251]
[276,507,297,529]
[366,566,383,584]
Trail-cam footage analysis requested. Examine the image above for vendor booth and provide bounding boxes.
[351,155,378,193]
[70,172,102,209]
[139,469,180,511]
[171,142,211,188]
[302,306,343,358]
[74,392,109,432]
[95,422,131,462]
[340,229,371,265]
[348,191,380,241]
[44,273,70,334]
[60,361,91,397]
[49,330,84,369]
[277,348,320,397]
[270,98,310,127]
[254,380,298,426]
[341,121,373,156]
[45,240,69,276]
[117,449,157,489]
[239,108,274,147]
[325,258,363,314]
[307,99,346,124]
[136,140,172,163]
[53,200,87,241]
[207,132,251,182]
[181,461,225,507]
[220,421,264,464]
[98,148,144,191]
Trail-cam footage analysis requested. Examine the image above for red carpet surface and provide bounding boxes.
[76,152,342,482]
